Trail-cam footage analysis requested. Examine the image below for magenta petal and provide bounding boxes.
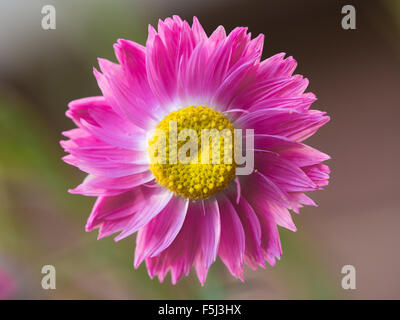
[85,185,162,232]
[194,199,221,285]
[248,75,309,108]
[250,191,297,232]
[145,199,220,285]
[237,108,330,142]
[66,96,106,127]
[113,189,174,241]
[192,16,207,42]
[252,134,330,167]
[217,195,245,280]
[62,128,89,140]
[62,154,148,178]
[177,24,263,109]
[255,151,317,192]
[80,118,145,151]
[211,57,258,112]
[146,35,178,107]
[244,196,282,264]
[302,164,330,188]
[60,138,148,166]
[134,196,188,267]
[97,216,133,240]
[208,25,226,48]
[230,195,265,269]
[249,95,317,113]
[201,29,251,103]
[177,42,210,105]
[223,27,252,69]
[145,16,198,108]
[96,58,159,130]
[251,171,291,206]
[113,39,160,121]
[66,93,147,152]
[287,192,317,214]
[227,53,309,111]
[243,172,297,229]
[69,171,154,196]
[113,40,147,83]
[259,212,282,266]
[92,187,173,241]
[259,53,297,78]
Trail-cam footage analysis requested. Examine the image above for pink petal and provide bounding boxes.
[250,192,297,232]
[145,199,220,285]
[62,128,89,140]
[113,189,174,241]
[96,57,159,130]
[134,196,189,267]
[62,154,148,178]
[287,192,317,214]
[259,53,297,78]
[94,187,173,241]
[85,185,163,232]
[80,118,146,151]
[210,57,258,111]
[259,212,282,266]
[208,25,227,48]
[194,199,221,285]
[66,96,105,127]
[237,108,330,142]
[230,195,265,269]
[255,151,317,192]
[217,195,245,280]
[69,171,154,196]
[192,16,207,42]
[302,164,330,188]
[60,138,148,165]
[243,194,283,264]
[251,134,330,167]
[145,17,197,107]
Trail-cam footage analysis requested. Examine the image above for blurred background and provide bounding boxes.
[0,0,399,299]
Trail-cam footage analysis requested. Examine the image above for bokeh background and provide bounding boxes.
[0,0,399,299]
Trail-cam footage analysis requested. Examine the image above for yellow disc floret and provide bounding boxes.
[148,105,236,199]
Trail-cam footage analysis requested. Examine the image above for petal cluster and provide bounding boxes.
[61,16,330,284]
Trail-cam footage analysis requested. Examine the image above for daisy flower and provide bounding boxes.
[61,16,330,285]
[0,268,15,299]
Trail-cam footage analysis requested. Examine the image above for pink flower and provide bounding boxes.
[0,268,16,299]
[61,16,330,285]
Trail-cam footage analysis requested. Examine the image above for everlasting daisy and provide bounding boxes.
[61,16,330,285]
[0,268,15,299]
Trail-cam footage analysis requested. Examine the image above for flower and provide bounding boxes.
[61,16,330,285]
[0,268,16,299]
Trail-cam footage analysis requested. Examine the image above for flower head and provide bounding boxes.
[61,16,330,285]
[0,268,15,299]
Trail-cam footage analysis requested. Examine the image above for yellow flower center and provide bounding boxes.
[148,105,237,199]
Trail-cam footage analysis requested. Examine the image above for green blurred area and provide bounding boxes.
[0,0,399,299]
